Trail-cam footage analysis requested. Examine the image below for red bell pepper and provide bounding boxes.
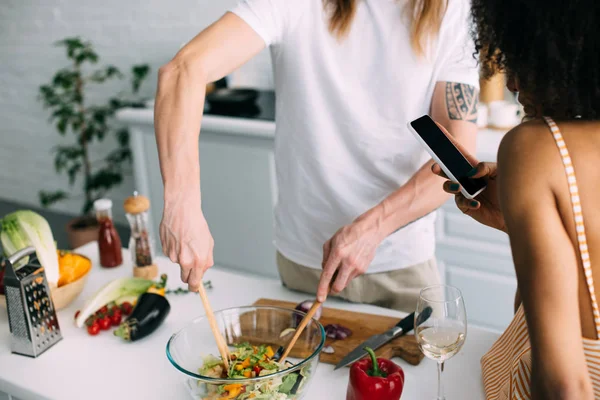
[346,347,405,400]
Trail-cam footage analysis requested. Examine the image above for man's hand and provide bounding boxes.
[160,191,214,292]
[317,209,385,302]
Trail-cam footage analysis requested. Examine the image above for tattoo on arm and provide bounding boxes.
[445,82,478,124]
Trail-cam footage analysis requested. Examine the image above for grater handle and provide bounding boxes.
[8,246,36,266]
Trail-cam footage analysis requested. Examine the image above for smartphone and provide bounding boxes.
[408,115,486,199]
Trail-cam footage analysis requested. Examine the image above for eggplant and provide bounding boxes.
[114,292,170,342]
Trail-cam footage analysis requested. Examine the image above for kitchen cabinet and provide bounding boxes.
[118,108,515,333]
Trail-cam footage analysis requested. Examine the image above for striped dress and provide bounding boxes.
[480,116,600,399]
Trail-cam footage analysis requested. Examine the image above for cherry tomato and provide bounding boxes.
[85,316,97,327]
[110,312,122,326]
[87,323,100,336]
[120,302,133,316]
[253,366,263,375]
[98,305,108,315]
[74,310,80,320]
[98,316,111,330]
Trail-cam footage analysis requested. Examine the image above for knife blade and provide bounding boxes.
[333,306,433,370]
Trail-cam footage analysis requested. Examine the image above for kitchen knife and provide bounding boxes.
[334,306,433,370]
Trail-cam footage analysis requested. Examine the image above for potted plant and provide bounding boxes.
[38,37,150,249]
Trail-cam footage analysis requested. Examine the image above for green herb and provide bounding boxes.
[165,280,212,295]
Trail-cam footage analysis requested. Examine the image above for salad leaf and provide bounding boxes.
[202,355,223,370]
[278,373,299,395]
[0,211,60,283]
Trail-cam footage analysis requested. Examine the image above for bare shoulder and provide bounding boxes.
[496,119,564,205]
[498,119,562,179]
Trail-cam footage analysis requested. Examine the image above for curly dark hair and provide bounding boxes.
[471,0,600,119]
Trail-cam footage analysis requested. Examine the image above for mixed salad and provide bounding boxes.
[197,343,310,400]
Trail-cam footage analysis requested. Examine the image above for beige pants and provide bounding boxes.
[276,252,441,313]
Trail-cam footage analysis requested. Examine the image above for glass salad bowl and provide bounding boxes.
[167,305,325,400]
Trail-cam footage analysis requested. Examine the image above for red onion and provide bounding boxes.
[324,324,353,340]
[293,300,322,327]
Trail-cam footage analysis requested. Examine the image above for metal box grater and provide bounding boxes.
[3,246,62,357]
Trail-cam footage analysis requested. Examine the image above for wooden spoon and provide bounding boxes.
[198,284,231,370]
[277,270,339,363]
[278,300,323,363]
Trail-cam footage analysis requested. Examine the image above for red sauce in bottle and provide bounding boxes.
[94,199,123,268]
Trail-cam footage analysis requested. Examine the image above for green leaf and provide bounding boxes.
[106,65,123,79]
[75,47,98,65]
[67,163,82,185]
[279,373,299,395]
[56,118,68,135]
[53,146,84,173]
[131,64,150,93]
[116,128,129,147]
[52,69,79,90]
[89,65,123,84]
[39,191,68,208]
[106,148,131,165]
[56,37,85,59]
[86,168,123,192]
[39,85,61,107]
[70,114,84,132]
[82,199,95,215]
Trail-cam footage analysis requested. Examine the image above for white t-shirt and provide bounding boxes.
[230,0,479,273]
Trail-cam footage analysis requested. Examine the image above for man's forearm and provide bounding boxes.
[363,81,479,238]
[154,60,207,201]
[371,160,449,237]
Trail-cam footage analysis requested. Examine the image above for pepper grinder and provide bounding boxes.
[124,192,158,280]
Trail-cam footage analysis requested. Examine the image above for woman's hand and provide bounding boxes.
[317,210,385,302]
[433,161,505,232]
[160,191,214,292]
[431,124,506,232]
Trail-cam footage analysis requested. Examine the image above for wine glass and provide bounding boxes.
[415,284,467,400]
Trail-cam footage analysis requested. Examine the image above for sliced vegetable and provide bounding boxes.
[75,277,156,328]
[322,345,335,354]
[0,210,59,285]
[324,324,353,340]
[279,328,296,339]
[57,250,91,287]
[293,300,322,327]
[113,292,170,342]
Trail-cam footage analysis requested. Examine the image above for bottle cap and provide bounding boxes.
[93,198,113,211]
[124,192,150,214]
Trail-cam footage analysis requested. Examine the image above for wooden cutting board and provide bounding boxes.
[251,298,424,367]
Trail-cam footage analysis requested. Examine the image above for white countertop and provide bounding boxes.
[116,108,507,162]
[0,243,499,400]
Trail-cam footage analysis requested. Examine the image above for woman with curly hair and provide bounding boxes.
[435,0,600,398]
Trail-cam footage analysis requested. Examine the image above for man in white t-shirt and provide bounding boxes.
[155,0,479,312]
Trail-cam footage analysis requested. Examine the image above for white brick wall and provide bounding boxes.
[0,0,272,224]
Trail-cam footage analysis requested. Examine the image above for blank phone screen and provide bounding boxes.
[410,116,486,196]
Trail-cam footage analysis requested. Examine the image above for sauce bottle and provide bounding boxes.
[94,198,123,268]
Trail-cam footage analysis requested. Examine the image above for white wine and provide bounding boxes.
[417,327,466,362]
